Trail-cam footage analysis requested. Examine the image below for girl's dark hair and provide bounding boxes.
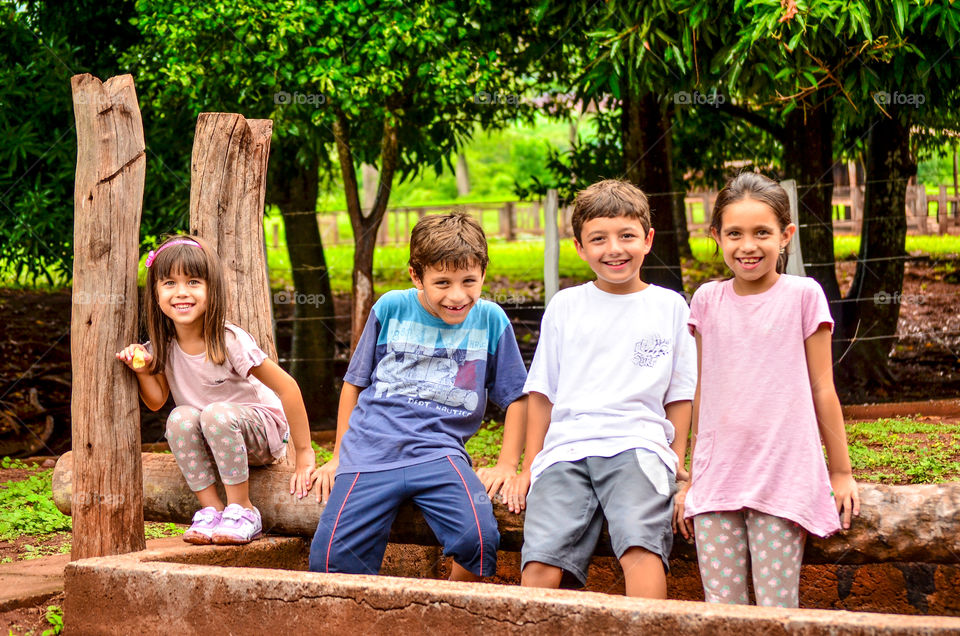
[143,234,227,372]
[710,172,793,273]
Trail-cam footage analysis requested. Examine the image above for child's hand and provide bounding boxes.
[830,472,860,530]
[116,344,152,373]
[289,447,317,500]
[311,456,339,504]
[672,479,694,540]
[500,470,531,514]
[475,463,516,500]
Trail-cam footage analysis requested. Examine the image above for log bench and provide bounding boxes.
[52,451,960,565]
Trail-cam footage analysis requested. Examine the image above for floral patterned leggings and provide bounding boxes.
[694,509,807,607]
[165,402,276,492]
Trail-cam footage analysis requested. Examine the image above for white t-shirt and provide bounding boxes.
[524,282,697,484]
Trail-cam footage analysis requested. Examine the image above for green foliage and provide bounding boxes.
[465,421,504,468]
[144,522,185,539]
[846,417,960,484]
[43,604,64,636]
[311,441,333,465]
[0,469,72,540]
[1,457,29,469]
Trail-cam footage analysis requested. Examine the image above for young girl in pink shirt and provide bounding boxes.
[116,235,315,545]
[675,173,860,607]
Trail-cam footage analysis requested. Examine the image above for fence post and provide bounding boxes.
[190,113,276,361]
[915,187,928,234]
[938,185,949,235]
[69,73,146,559]
[544,190,560,305]
[500,201,516,240]
[780,179,806,277]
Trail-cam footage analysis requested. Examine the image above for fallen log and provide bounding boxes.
[52,452,960,564]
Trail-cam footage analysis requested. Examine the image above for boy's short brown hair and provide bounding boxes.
[408,211,489,279]
[571,180,651,242]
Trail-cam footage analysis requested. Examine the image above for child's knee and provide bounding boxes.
[444,514,499,576]
[165,406,201,438]
[199,402,236,432]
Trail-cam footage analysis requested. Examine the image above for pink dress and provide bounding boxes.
[684,275,841,537]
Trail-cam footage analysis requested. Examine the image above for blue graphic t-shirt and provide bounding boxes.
[337,288,527,474]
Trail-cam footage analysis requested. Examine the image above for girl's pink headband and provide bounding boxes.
[145,239,202,268]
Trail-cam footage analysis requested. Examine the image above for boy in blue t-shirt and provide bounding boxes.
[308,212,528,581]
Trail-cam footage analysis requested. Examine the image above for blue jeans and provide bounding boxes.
[309,455,499,577]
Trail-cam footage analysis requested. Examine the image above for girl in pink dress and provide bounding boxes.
[674,173,859,607]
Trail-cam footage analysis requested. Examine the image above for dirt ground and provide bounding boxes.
[1,261,958,455]
[0,592,64,635]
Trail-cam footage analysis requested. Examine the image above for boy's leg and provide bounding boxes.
[592,450,677,599]
[520,459,603,589]
[309,468,405,574]
[694,511,750,604]
[407,456,500,579]
[744,509,806,607]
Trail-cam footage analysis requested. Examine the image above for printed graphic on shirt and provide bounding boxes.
[374,318,485,412]
[633,336,671,367]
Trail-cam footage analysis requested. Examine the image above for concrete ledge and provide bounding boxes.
[64,540,960,635]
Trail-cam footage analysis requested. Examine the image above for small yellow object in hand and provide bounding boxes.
[131,349,146,369]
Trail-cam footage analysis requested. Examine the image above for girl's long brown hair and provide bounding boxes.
[143,234,228,372]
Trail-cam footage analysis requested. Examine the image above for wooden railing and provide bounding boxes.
[267,184,960,247]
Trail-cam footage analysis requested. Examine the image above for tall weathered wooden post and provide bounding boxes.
[69,73,146,559]
[189,113,276,361]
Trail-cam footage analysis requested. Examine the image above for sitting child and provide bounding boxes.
[514,180,696,597]
[308,212,527,580]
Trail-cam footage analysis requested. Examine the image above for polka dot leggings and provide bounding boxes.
[694,509,806,607]
[165,402,276,492]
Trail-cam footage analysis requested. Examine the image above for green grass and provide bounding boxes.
[0,467,72,540]
[845,418,960,484]
[465,421,505,468]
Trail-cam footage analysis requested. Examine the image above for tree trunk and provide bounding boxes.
[70,73,145,559]
[837,112,913,395]
[189,113,276,361]
[782,105,842,312]
[266,142,338,428]
[334,110,400,349]
[621,89,683,292]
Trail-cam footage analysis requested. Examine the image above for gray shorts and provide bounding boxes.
[521,449,677,586]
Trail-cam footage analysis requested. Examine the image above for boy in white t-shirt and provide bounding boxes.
[511,180,696,597]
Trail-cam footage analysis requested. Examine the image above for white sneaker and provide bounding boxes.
[211,504,262,545]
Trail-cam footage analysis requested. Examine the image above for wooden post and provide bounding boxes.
[70,73,146,559]
[915,186,928,234]
[189,113,276,361]
[544,190,560,305]
[500,202,516,241]
[780,180,806,277]
[938,185,949,235]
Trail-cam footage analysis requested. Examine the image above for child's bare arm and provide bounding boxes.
[665,400,692,480]
[116,344,169,410]
[311,381,360,504]
[805,325,860,529]
[673,332,700,540]
[501,391,551,513]
[250,359,316,500]
[476,394,528,498]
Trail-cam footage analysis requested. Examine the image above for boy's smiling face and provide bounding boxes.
[575,216,654,294]
[410,262,485,324]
